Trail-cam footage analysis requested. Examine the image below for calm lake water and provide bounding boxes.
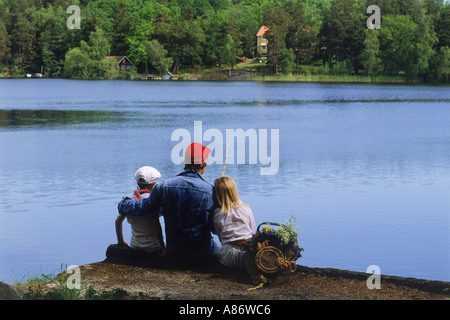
[0,79,449,284]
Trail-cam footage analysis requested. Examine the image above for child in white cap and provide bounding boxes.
[115,166,165,255]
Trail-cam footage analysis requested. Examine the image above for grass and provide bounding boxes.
[174,59,416,83]
[12,264,130,300]
[244,73,413,83]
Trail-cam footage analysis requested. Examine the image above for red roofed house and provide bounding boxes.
[105,56,133,71]
[256,26,270,56]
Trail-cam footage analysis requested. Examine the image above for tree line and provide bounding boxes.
[0,0,448,82]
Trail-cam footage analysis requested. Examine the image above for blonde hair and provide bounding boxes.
[214,176,245,214]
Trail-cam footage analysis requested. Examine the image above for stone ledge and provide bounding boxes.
[2,244,448,300]
[97,244,450,300]
[0,281,25,300]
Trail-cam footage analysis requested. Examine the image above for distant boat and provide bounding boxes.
[27,66,45,78]
[26,73,44,78]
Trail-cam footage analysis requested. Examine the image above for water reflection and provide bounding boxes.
[0,109,128,129]
[0,80,449,283]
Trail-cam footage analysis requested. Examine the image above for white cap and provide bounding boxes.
[134,166,161,185]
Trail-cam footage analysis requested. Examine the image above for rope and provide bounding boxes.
[248,282,265,291]
[222,130,231,176]
[276,253,298,272]
[247,275,268,291]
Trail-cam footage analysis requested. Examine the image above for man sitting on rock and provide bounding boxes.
[118,142,220,262]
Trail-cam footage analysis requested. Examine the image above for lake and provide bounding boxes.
[0,79,449,284]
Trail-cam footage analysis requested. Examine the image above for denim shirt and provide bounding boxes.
[118,170,215,255]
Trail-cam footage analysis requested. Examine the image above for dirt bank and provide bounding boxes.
[72,245,449,301]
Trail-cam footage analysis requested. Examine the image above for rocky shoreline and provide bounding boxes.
[74,261,448,300]
[2,244,449,300]
[72,245,450,300]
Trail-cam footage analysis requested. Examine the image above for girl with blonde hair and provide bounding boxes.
[213,176,256,269]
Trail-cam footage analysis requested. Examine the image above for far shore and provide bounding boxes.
[0,74,428,84]
[2,58,444,84]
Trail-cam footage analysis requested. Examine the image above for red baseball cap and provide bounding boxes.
[184,142,211,164]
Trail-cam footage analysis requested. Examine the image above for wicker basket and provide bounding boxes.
[245,222,298,285]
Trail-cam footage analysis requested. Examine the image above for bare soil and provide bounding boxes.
[75,257,449,300]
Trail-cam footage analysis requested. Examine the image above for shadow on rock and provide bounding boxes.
[104,244,251,283]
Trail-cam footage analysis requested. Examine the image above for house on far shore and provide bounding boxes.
[106,56,133,71]
[256,26,269,57]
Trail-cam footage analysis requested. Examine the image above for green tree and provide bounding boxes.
[83,0,117,38]
[11,14,35,71]
[414,9,438,79]
[320,0,365,72]
[225,5,260,59]
[64,47,90,78]
[203,10,242,68]
[152,6,176,46]
[360,29,381,81]
[435,3,450,48]
[222,34,238,75]
[33,5,69,77]
[280,47,296,74]
[86,27,111,61]
[429,45,449,82]
[378,9,437,80]
[264,7,290,74]
[378,15,418,79]
[103,57,121,79]
[283,0,306,66]
[126,0,175,73]
[296,1,324,65]
[166,17,206,73]
[0,21,11,67]
[111,0,133,55]
[424,0,442,23]
[145,39,173,75]
[64,27,112,78]
[202,12,229,67]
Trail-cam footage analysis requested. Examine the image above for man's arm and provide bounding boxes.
[117,197,149,216]
[117,184,163,216]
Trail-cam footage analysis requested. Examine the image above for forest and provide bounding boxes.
[0,0,448,82]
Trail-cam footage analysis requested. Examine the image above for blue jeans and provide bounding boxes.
[210,234,222,256]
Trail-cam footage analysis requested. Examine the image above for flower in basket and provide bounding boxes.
[247,214,304,259]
